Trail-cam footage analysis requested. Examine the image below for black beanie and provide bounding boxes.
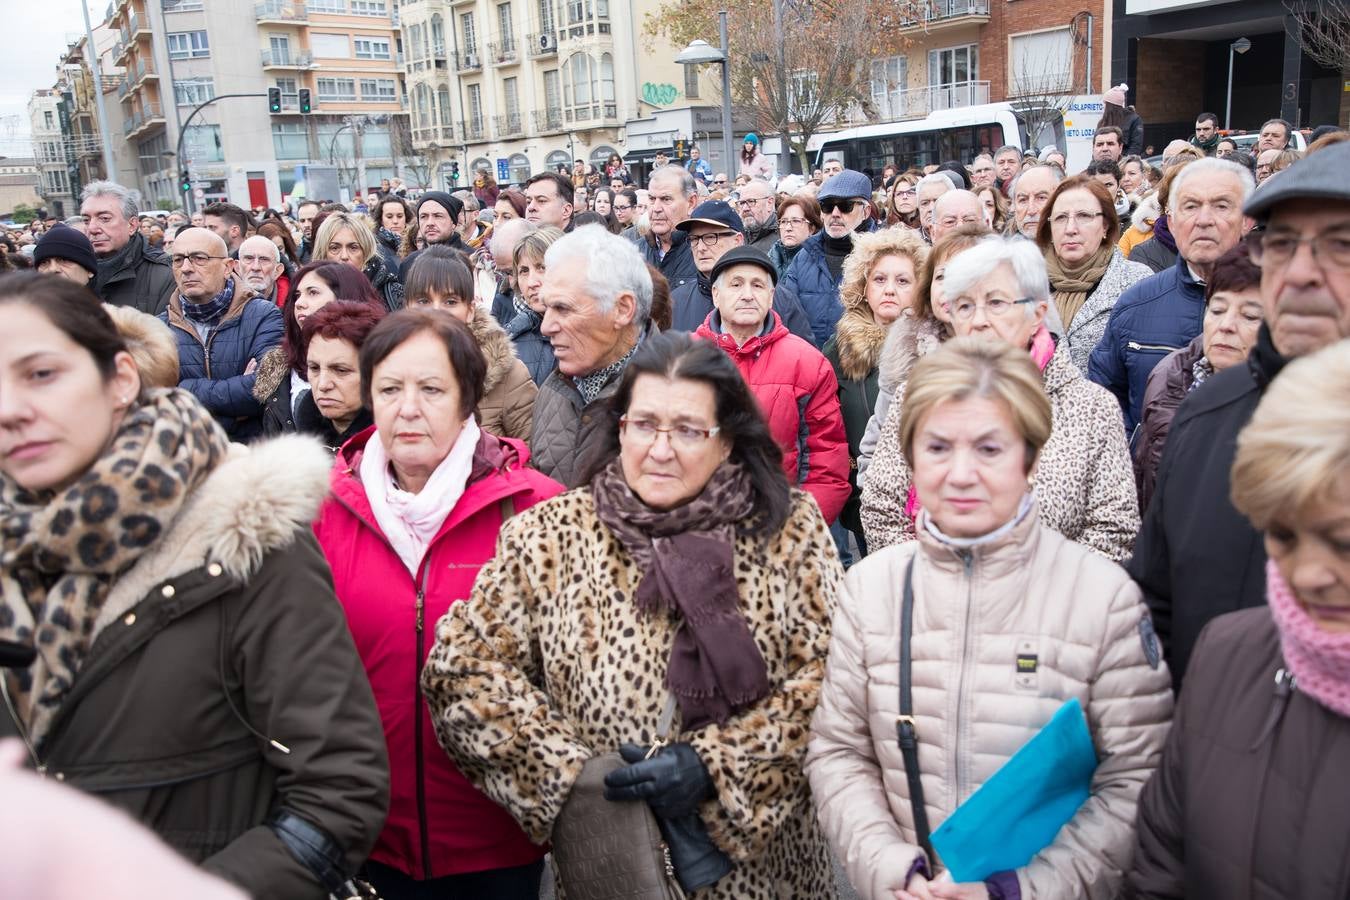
[33,223,99,276]
[417,191,464,221]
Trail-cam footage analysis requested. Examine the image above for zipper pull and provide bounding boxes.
[415,589,425,633]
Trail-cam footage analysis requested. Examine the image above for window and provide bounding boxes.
[437,86,452,125]
[275,77,299,106]
[508,153,530,184]
[567,0,584,23]
[430,14,445,55]
[362,124,392,157]
[167,31,210,59]
[497,3,513,41]
[307,0,346,11]
[461,12,477,53]
[543,68,561,114]
[183,124,223,162]
[409,23,422,60]
[350,0,387,14]
[360,77,397,100]
[316,77,357,101]
[269,35,291,62]
[310,33,351,58]
[272,121,309,159]
[539,0,555,33]
[684,63,699,100]
[870,55,908,119]
[354,37,391,59]
[163,0,204,10]
[789,70,818,110]
[137,134,169,175]
[927,44,980,109]
[467,83,483,129]
[600,53,614,104]
[174,78,216,107]
[503,77,520,119]
[545,149,569,171]
[1009,28,1072,96]
[415,82,432,125]
[43,111,54,129]
[318,124,356,158]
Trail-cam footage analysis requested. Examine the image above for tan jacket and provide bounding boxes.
[468,305,536,441]
[806,505,1173,900]
[860,340,1140,561]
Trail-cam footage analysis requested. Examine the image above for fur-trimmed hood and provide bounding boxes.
[832,307,889,382]
[468,303,520,395]
[90,434,333,645]
[877,314,946,392]
[251,346,292,402]
[1131,192,1160,233]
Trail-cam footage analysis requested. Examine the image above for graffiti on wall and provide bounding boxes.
[642,82,680,106]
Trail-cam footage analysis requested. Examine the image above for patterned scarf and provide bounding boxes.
[573,331,644,405]
[1189,355,1214,392]
[179,277,236,329]
[1044,244,1113,330]
[0,389,229,747]
[1266,558,1350,719]
[590,457,769,730]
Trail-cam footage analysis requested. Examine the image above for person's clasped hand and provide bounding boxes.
[603,742,715,818]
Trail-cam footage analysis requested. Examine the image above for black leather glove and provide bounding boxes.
[604,741,716,819]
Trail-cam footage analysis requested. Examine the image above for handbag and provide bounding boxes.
[550,752,686,900]
[895,560,937,867]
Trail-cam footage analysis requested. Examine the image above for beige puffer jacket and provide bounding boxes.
[806,503,1173,900]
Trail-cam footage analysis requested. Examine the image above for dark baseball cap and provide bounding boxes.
[676,199,743,233]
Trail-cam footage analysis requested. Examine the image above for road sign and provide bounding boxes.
[193,188,205,200]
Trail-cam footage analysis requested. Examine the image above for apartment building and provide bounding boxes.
[28,91,76,218]
[401,0,691,188]
[51,28,140,210]
[107,0,409,211]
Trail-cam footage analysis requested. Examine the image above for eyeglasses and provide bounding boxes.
[1049,211,1105,230]
[687,230,739,247]
[619,416,721,449]
[779,217,811,228]
[950,297,1037,321]
[170,252,228,268]
[819,198,858,214]
[894,189,917,199]
[1248,230,1350,269]
[736,197,770,208]
[613,203,632,211]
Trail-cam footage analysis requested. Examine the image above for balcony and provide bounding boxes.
[459,120,486,142]
[854,79,990,124]
[132,56,157,83]
[260,49,315,68]
[128,11,150,35]
[117,79,130,99]
[527,31,558,57]
[899,0,990,32]
[564,102,618,125]
[453,48,482,71]
[531,108,563,132]
[493,113,523,138]
[255,1,307,23]
[412,124,457,147]
[559,18,611,41]
[430,42,447,63]
[488,36,517,65]
[125,102,165,139]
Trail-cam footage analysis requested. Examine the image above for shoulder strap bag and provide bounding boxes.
[896,560,936,867]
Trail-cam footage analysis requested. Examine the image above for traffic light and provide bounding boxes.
[450,160,460,182]
[675,139,686,159]
[268,87,282,114]
[298,88,312,114]
[180,169,191,192]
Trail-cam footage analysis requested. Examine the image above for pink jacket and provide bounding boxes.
[313,427,564,879]
[696,311,851,524]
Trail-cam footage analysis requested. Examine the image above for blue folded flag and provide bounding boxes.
[930,697,1097,883]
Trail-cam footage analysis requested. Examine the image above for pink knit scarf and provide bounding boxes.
[1266,558,1350,719]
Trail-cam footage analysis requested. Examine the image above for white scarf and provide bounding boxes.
[359,418,482,577]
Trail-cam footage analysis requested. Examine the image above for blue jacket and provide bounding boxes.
[161,277,285,442]
[503,306,556,386]
[634,229,696,293]
[777,228,872,348]
[686,157,712,182]
[1088,256,1206,437]
[669,272,814,343]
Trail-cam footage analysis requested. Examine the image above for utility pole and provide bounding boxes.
[772,0,790,175]
[79,0,117,180]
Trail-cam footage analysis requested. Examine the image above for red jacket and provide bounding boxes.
[313,427,564,879]
[695,311,850,524]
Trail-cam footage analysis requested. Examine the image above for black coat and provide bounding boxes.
[92,232,176,315]
[1128,607,1350,898]
[1127,326,1286,691]
[634,229,696,292]
[1129,237,1178,275]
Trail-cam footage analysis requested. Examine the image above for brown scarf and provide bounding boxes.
[590,457,769,730]
[1045,244,1113,330]
[0,389,228,747]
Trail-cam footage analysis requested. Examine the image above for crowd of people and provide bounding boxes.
[1,98,1349,900]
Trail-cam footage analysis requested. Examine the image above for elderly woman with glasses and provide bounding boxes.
[862,235,1139,561]
[420,331,845,899]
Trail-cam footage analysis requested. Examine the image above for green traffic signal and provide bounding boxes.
[268,88,282,114]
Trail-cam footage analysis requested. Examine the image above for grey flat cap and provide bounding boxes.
[1244,141,1350,219]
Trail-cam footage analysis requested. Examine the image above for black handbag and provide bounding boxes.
[895,560,936,867]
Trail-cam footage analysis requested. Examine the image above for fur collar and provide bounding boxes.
[468,304,519,395]
[251,346,292,402]
[878,314,946,392]
[89,434,333,645]
[833,307,889,381]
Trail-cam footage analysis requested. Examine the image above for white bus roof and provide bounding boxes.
[808,103,1022,152]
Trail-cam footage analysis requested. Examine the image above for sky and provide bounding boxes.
[0,0,96,158]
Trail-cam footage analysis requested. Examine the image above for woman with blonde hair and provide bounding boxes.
[824,228,928,558]
[810,336,1171,900]
[315,211,404,311]
[1130,338,1350,898]
[885,171,923,229]
[504,226,563,385]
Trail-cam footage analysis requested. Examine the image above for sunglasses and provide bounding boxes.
[714,179,728,185]
[819,198,858,214]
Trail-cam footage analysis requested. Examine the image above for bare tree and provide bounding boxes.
[1008,51,1076,152]
[1285,0,1350,72]
[389,114,431,188]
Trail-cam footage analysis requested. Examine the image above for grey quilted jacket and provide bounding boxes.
[1060,251,1153,377]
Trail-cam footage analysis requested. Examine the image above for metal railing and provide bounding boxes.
[489,36,517,63]
[493,113,522,137]
[255,1,308,21]
[460,120,486,142]
[532,108,563,132]
[527,31,558,57]
[899,0,989,27]
[857,80,990,123]
[453,49,482,71]
[260,49,314,67]
[564,102,617,124]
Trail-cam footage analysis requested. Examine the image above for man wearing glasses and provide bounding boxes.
[778,169,876,347]
[736,179,779,251]
[668,200,812,339]
[1128,140,1350,691]
[159,227,283,441]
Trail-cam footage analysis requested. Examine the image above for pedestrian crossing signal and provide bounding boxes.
[180,169,191,192]
[268,88,282,114]
[298,89,312,114]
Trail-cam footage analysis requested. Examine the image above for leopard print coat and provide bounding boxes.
[421,488,844,899]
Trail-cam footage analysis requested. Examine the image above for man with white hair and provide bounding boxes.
[80,180,176,314]
[236,234,286,305]
[1089,158,1255,433]
[532,225,656,486]
[915,173,951,241]
[488,217,536,325]
[930,190,985,245]
[1010,164,1064,239]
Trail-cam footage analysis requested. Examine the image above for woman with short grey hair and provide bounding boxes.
[862,234,1140,561]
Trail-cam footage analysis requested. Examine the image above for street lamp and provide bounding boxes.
[1225,37,1251,130]
[676,14,735,181]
